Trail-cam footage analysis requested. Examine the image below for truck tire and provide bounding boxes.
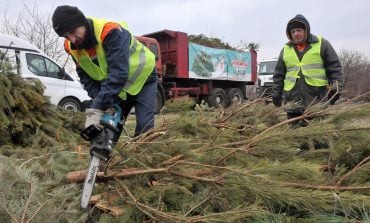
[226,88,243,105]
[207,88,227,108]
[58,97,81,112]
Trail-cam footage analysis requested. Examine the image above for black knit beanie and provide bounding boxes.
[52,5,87,36]
[287,21,306,33]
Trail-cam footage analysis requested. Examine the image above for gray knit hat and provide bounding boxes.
[287,21,306,33]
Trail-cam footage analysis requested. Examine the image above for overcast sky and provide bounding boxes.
[2,0,370,61]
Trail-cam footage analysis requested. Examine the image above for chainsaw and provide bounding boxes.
[80,104,121,209]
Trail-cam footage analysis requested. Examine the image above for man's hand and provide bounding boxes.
[328,90,340,105]
[328,81,340,105]
[85,108,104,129]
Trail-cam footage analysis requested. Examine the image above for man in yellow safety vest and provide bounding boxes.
[52,5,157,139]
[272,14,343,121]
[271,14,343,153]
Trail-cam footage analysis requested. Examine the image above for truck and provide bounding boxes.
[137,30,257,113]
[256,59,277,97]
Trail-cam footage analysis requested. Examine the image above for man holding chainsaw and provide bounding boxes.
[52,5,157,139]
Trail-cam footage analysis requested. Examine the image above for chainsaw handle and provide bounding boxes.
[100,120,120,133]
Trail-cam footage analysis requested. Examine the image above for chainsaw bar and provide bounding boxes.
[81,155,100,209]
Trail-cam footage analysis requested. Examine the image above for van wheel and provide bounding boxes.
[226,88,243,105]
[207,88,227,108]
[58,98,81,112]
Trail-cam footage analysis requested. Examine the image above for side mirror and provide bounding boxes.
[59,67,66,79]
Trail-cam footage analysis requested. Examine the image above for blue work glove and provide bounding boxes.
[85,108,104,129]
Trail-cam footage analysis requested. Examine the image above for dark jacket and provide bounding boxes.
[271,14,343,113]
[70,19,131,110]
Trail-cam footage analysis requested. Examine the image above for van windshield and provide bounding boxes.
[259,61,277,75]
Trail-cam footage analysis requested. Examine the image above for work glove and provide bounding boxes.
[84,108,104,129]
[327,81,340,105]
[272,95,282,107]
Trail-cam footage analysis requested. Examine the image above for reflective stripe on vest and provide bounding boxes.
[65,18,155,99]
[282,36,327,91]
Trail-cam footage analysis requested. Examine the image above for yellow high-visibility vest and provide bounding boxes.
[283,36,328,91]
[65,17,155,99]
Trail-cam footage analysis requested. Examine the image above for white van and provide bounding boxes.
[0,33,91,111]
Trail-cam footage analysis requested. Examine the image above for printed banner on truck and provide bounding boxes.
[188,43,252,82]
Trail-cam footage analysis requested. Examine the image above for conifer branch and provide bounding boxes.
[115,179,183,222]
[159,154,184,167]
[179,161,250,175]
[26,200,49,223]
[183,194,212,217]
[66,167,169,183]
[168,170,222,184]
[20,153,53,168]
[284,182,370,191]
[216,99,263,123]
[115,180,160,221]
[0,202,18,223]
[20,182,34,222]
[336,156,370,186]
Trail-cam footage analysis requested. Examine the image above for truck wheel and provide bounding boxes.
[154,90,164,114]
[58,98,81,112]
[207,88,227,108]
[226,88,243,105]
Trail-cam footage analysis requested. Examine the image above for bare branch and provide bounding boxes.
[1,2,74,72]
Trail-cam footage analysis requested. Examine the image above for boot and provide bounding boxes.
[313,139,329,150]
[296,142,310,156]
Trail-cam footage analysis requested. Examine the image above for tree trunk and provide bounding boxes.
[66,167,169,183]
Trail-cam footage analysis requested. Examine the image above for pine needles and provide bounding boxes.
[1,69,370,222]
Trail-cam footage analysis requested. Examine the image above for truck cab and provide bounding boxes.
[136,36,163,77]
[136,36,165,114]
[256,59,277,96]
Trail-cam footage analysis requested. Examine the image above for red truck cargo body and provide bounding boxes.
[141,29,258,108]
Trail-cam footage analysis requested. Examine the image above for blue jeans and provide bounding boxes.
[119,70,157,137]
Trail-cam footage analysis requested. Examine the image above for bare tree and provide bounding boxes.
[339,49,370,100]
[1,3,72,71]
[235,41,260,52]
